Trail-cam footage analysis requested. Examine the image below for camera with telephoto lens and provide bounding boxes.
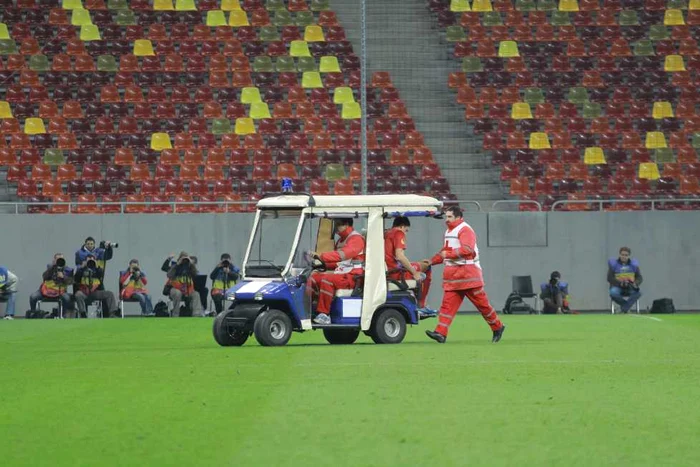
[181,257,190,265]
[221,260,231,268]
[56,257,66,268]
[86,259,97,270]
[549,277,559,286]
[99,240,119,249]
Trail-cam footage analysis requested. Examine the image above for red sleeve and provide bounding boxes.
[119,272,130,283]
[141,276,148,285]
[320,235,365,265]
[394,231,407,252]
[444,227,476,260]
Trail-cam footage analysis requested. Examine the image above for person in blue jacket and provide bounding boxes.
[540,271,569,314]
[0,265,18,320]
[608,246,643,313]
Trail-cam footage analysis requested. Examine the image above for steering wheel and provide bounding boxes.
[304,251,326,272]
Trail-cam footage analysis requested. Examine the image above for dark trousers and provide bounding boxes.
[542,291,563,314]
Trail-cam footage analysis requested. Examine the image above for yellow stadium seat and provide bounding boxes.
[71,8,92,26]
[24,118,46,135]
[450,0,471,11]
[342,102,361,119]
[638,162,660,180]
[229,10,250,27]
[0,24,10,40]
[664,9,685,26]
[240,87,262,104]
[645,132,668,149]
[529,132,551,149]
[584,147,606,165]
[62,0,83,9]
[133,39,155,56]
[290,40,311,57]
[250,102,271,119]
[206,10,228,27]
[80,24,101,41]
[0,101,13,119]
[333,87,355,104]
[151,133,172,151]
[319,56,341,73]
[175,0,196,10]
[652,102,674,119]
[471,0,493,11]
[154,0,174,10]
[664,55,686,71]
[498,41,519,57]
[558,0,579,11]
[304,25,325,42]
[221,0,243,10]
[302,71,323,88]
[511,103,532,119]
[691,0,700,9]
[235,118,256,135]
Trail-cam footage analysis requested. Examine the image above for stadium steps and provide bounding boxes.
[330,0,503,201]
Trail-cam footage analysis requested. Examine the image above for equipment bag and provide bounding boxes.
[650,298,675,314]
[503,292,534,314]
[153,301,170,317]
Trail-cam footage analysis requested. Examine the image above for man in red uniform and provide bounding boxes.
[310,218,365,325]
[425,206,505,343]
[385,216,435,316]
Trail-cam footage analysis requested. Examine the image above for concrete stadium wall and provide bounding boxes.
[0,212,698,316]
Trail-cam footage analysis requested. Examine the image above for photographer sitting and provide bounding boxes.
[74,253,119,318]
[0,265,18,320]
[608,246,643,313]
[540,271,570,314]
[119,259,153,316]
[210,253,240,315]
[161,252,201,317]
[29,253,74,317]
[75,236,115,270]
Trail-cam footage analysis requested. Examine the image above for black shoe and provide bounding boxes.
[425,330,446,343]
[492,324,506,343]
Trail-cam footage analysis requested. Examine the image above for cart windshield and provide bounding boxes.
[245,209,303,278]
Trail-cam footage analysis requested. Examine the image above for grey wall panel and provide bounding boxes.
[1,212,699,316]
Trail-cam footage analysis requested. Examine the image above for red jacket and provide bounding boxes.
[431,221,484,291]
[320,227,365,273]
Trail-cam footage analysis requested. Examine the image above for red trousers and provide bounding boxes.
[388,263,432,308]
[309,272,359,314]
[435,287,502,337]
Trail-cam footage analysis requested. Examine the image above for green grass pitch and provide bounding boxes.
[2,314,700,467]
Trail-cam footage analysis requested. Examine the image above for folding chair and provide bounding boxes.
[511,275,540,314]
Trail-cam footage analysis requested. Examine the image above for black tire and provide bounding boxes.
[370,308,407,344]
[323,328,360,345]
[212,310,250,347]
[253,309,293,347]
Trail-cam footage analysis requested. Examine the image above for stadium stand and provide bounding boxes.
[429,0,700,210]
[0,0,452,213]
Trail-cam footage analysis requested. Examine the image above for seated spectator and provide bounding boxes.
[29,253,74,317]
[0,265,18,320]
[540,271,569,314]
[74,253,119,318]
[75,236,114,270]
[120,259,153,316]
[210,253,240,315]
[161,252,202,317]
[608,246,643,313]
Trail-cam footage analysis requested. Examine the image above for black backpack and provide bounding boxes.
[153,301,170,317]
[503,292,534,314]
[650,298,675,314]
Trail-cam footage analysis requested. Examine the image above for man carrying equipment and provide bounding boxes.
[425,206,506,343]
[384,216,435,317]
[309,218,365,325]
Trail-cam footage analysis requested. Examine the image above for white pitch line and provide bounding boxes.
[629,314,663,322]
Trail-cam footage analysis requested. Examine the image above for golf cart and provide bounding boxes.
[212,194,443,347]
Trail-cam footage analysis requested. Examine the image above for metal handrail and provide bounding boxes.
[491,200,543,211]
[454,200,483,211]
[551,198,700,211]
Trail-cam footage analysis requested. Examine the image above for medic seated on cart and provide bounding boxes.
[308,218,365,325]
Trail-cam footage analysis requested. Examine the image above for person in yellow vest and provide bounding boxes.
[120,259,153,316]
[29,253,74,317]
[161,251,201,317]
[74,253,118,318]
[210,253,240,315]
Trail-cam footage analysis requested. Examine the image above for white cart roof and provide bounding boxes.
[256,194,443,211]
